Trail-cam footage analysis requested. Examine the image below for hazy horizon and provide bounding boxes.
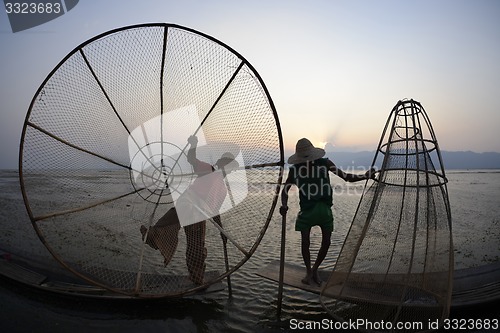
[2,1,499,169]
[2,149,499,171]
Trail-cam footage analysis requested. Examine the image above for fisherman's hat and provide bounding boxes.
[287,138,325,164]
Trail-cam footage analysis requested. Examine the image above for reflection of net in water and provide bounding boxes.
[20,23,283,297]
[321,99,453,331]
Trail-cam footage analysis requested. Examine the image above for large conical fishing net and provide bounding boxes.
[321,99,453,331]
[19,23,283,297]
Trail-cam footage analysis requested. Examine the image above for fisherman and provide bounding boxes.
[280,138,376,286]
[140,135,238,285]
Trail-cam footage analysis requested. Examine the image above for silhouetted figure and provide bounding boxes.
[280,138,375,286]
[141,135,238,284]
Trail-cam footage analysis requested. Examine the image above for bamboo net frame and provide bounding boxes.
[321,99,453,331]
[19,23,284,298]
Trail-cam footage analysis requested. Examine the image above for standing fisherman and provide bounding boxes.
[141,135,238,284]
[280,138,375,286]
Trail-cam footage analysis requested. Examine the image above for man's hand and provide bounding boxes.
[365,168,377,180]
[279,205,288,216]
[187,135,198,146]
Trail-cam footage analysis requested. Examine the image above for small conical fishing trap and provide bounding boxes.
[321,99,453,331]
[19,23,284,297]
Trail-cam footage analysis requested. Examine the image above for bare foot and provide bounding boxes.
[312,270,322,287]
[301,271,313,285]
[140,225,147,240]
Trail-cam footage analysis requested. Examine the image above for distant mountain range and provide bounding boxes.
[289,150,500,170]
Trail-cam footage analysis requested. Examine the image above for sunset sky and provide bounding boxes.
[1,0,499,169]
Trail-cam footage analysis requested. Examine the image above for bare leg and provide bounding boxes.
[185,220,207,285]
[140,208,181,266]
[154,208,181,227]
[311,226,332,286]
[300,229,313,285]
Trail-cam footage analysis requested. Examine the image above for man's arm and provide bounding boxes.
[280,171,294,215]
[186,135,215,175]
[186,135,198,166]
[326,159,376,182]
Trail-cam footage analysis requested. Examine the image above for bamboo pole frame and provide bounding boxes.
[18,23,285,298]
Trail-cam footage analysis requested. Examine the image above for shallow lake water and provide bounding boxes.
[0,169,499,332]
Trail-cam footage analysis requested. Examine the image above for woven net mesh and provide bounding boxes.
[20,24,283,297]
[321,100,453,331]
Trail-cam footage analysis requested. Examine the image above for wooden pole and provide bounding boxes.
[222,235,232,296]
[222,170,235,295]
[214,215,232,296]
[277,212,286,319]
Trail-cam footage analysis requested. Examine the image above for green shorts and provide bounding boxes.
[295,201,334,232]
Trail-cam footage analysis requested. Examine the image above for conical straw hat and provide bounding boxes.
[287,138,325,164]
